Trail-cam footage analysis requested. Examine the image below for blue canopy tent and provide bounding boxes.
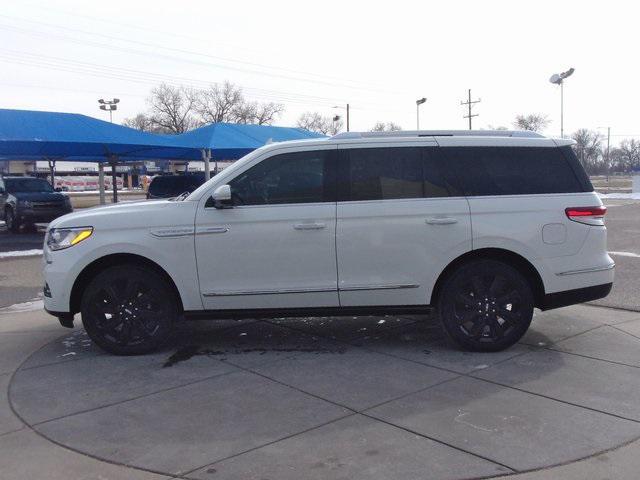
[0,109,201,203]
[173,122,325,179]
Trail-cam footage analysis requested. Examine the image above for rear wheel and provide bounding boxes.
[80,265,178,355]
[437,259,534,352]
[5,207,19,233]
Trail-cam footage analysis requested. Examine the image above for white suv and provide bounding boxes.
[43,130,614,355]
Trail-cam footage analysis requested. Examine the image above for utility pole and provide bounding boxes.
[333,104,350,132]
[461,89,480,130]
[346,103,350,132]
[606,127,611,187]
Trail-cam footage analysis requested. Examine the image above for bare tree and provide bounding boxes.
[296,112,342,135]
[370,121,402,132]
[145,83,200,134]
[513,114,550,132]
[572,129,603,174]
[612,139,640,173]
[195,81,283,125]
[122,113,157,132]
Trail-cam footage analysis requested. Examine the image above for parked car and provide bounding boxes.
[0,176,72,232]
[146,173,206,199]
[43,130,613,355]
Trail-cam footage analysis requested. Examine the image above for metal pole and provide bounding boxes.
[560,81,564,138]
[202,149,210,181]
[606,127,611,187]
[346,104,350,132]
[416,103,420,130]
[110,159,118,203]
[98,163,106,205]
[468,89,472,130]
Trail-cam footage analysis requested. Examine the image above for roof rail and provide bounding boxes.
[330,130,545,140]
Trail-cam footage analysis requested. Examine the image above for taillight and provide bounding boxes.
[565,206,607,225]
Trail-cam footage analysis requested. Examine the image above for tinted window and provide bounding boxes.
[344,147,450,201]
[149,175,204,197]
[5,178,54,193]
[442,147,587,196]
[229,150,333,205]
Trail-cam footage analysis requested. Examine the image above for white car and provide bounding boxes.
[43,130,613,355]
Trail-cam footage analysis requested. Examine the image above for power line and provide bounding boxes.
[0,17,404,96]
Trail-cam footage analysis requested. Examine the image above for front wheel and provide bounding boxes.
[5,208,19,233]
[437,259,534,352]
[81,265,178,355]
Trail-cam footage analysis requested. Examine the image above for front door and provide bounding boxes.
[336,144,472,307]
[195,146,339,310]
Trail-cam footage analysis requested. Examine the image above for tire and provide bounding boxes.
[80,265,178,355]
[5,207,19,233]
[437,259,534,352]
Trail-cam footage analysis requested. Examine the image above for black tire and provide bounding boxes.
[437,259,534,352]
[80,265,178,355]
[5,207,19,233]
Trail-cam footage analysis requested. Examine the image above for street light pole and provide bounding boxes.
[98,98,120,205]
[549,68,574,138]
[416,97,427,130]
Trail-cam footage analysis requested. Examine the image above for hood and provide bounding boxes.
[12,192,67,202]
[48,199,197,231]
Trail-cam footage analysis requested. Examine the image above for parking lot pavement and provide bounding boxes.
[593,198,640,311]
[1,305,639,480]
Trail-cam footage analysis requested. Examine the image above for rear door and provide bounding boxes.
[336,142,472,307]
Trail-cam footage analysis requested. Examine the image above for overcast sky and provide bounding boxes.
[0,0,637,143]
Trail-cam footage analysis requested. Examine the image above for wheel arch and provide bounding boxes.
[430,248,546,308]
[69,253,184,314]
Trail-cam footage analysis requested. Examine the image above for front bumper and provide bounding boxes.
[17,207,72,224]
[44,307,75,328]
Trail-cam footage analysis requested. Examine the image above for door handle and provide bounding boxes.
[293,222,326,230]
[426,217,458,225]
[199,226,229,234]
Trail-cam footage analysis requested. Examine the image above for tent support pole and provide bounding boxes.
[110,158,118,203]
[202,149,210,181]
[46,158,56,188]
[98,163,106,205]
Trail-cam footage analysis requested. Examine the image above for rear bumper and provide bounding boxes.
[539,282,613,311]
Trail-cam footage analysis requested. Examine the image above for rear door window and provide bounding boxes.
[341,146,451,201]
[441,147,588,196]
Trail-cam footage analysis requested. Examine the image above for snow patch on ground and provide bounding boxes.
[0,299,44,314]
[598,192,640,200]
[609,251,640,258]
[0,249,43,259]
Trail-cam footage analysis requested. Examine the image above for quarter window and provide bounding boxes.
[229,150,333,205]
[441,147,586,196]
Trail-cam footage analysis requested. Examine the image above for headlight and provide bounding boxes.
[47,227,93,251]
[18,200,33,208]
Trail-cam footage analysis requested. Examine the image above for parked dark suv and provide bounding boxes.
[146,173,206,199]
[0,176,73,232]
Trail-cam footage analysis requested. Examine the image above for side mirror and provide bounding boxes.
[54,187,62,192]
[211,184,232,209]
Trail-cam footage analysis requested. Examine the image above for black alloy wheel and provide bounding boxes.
[81,265,177,355]
[438,259,534,351]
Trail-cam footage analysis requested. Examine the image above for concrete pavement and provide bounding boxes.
[1,305,639,480]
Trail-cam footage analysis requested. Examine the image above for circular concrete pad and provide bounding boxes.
[10,307,640,479]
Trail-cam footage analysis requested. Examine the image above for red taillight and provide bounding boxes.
[565,206,607,224]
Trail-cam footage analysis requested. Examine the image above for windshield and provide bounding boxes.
[5,178,54,193]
